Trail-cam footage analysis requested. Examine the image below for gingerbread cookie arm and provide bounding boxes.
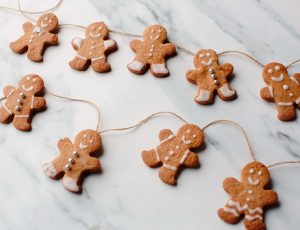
[57,138,73,153]
[22,22,34,33]
[220,63,234,80]
[32,96,46,111]
[181,151,199,168]
[71,37,83,51]
[159,165,177,185]
[158,129,174,141]
[291,73,300,84]
[260,86,275,102]
[261,190,278,206]
[161,43,176,57]
[223,177,243,195]
[3,86,15,97]
[103,39,117,53]
[186,69,205,84]
[85,156,101,172]
[130,39,142,52]
[142,149,161,167]
[43,32,59,45]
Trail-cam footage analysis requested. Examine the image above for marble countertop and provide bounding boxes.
[0,0,299,229]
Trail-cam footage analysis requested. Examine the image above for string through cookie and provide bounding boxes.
[99,111,188,134]
[45,88,101,132]
[202,120,256,162]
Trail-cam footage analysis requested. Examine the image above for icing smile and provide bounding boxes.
[22,85,34,91]
[41,21,50,28]
[79,141,88,149]
[89,32,101,38]
[150,33,160,40]
[248,177,260,185]
[182,136,192,145]
[201,58,213,66]
[271,73,284,82]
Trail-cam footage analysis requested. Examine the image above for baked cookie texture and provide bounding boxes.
[186,49,236,104]
[218,161,278,230]
[260,62,300,121]
[128,24,176,78]
[43,129,102,193]
[10,13,59,62]
[0,74,46,131]
[69,21,117,73]
[141,124,204,185]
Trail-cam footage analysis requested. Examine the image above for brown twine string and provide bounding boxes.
[45,88,101,132]
[202,119,256,162]
[267,160,300,169]
[99,111,188,134]
[218,51,265,67]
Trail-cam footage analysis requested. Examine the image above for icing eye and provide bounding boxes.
[275,65,280,71]
[249,168,255,174]
[199,53,205,58]
[26,77,31,81]
[258,170,263,176]
[267,68,273,73]
[45,17,48,20]
[158,29,162,32]
[192,134,196,138]
[89,139,93,143]
[83,134,88,138]
[206,53,211,57]
[98,26,102,30]
[151,29,154,33]
[92,26,95,30]
[49,20,53,23]
[187,129,191,134]
[33,78,37,82]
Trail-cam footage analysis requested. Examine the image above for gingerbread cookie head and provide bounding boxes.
[241,161,270,188]
[85,22,109,40]
[262,62,288,84]
[74,129,102,154]
[194,49,219,69]
[143,24,168,42]
[18,74,45,94]
[177,124,204,148]
[36,13,59,33]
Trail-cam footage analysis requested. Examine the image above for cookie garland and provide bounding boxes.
[202,120,300,230]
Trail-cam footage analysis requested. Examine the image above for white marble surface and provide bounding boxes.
[0,0,299,229]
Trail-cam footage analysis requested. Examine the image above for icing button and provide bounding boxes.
[289,93,294,97]
[214,79,219,85]
[164,156,170,161]
[65,164,71,170]
[283,85,289,90]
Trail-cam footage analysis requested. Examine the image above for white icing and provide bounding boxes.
[128,60,144,71]
[201,58,213,66]
[249,169,254,174]
[267,68,273,73]
[179,150,190,164]
[195,89,211,102]
[283,85,289,90]
[160,135,175,144]
[199,53,204,58]
[164,156,170,161]
[62,176,79,192]
[22,85,33,91]
[41,21,50,28]
[30,95,34,109]
[104,40,115,49]
[258,170,262,176]
[152,64,168,74]
[76,54,88,60]
[43,162,57,178]
[228,200,263,214]
[248,177,260,185]
[271,74,284,82]
[223,207,239,217]
[181,136,192,145]
[175,145,179,149]
[163,163,177,171]
[275,65,280,71]
[2,103,12,114]
[277,102,293,106]
[218,83,236,97]
[33,26,41,33]
[206,53,211,57]
[268,86,274,97]
[290,76,300,85]
[154,148,160,161]
[7,89,15,97]
[169,151,174,156]
[72,37,83,48]
[91,56,105,62]
[296,97,300,104]
[79,141,88,149]
[289,93,294,97]
[89,32,101,38]
[245,214,263,221]
[248,190,253,194]
[150,33,160,40]
[187,129,191,134]
[15,115,29,118]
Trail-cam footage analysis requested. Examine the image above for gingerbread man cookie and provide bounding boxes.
[260,62,300,121]
[69,22,117,73]
[0,74,46,131]
[186,49,236,104]
[141,124,204,185]
[43,129,102,193]
[10,13,59,62]
[127,24,176,78]
[218,161,278,230]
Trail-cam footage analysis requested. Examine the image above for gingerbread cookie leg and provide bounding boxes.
[27,44,44,62]
[217,83,236,100]
[150,63,169,78]
[194,87,214,104]
[62,172,81,192]
[276,103,296,121]
[13,116,32,131]
[127,59,147,75]
[91,57,111,73]
[142,149,161,167]
[181,151,199,168]
[217,205,241,224]
[10,36,28,54]
[158,165,177,185]
[69,56,90,71]
[0,105,13,123]
[244,218,266,230]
